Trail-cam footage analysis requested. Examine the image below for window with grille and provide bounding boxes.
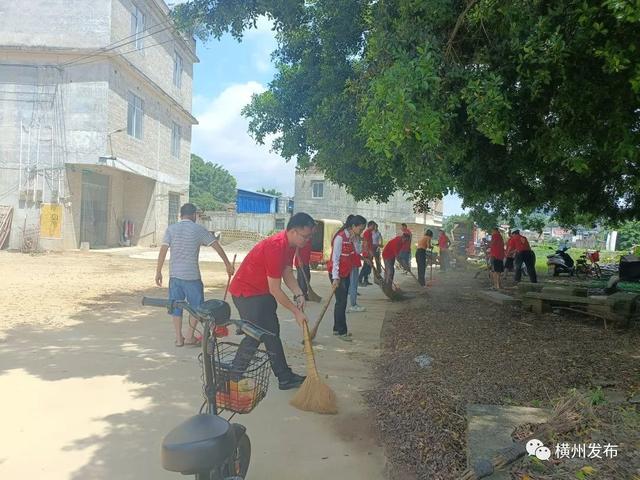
[311,181,324,199]
[130,6,145,50]
[173,51,183,88]
[168,193,180,225]
[171,122,181,158]
[127,92,144,139]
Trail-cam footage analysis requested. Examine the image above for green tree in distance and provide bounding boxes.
[258,188,283,196]
[189,154,237,211]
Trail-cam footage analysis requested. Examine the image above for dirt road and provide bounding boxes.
[0,249,388,479]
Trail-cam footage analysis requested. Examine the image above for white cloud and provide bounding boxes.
[191,82,296,196]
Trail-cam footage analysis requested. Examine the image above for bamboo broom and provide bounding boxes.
[290,321,338,414]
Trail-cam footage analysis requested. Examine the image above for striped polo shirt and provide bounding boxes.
[162,219,217,281]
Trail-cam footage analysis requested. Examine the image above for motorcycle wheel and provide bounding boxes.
[223,433,251,479]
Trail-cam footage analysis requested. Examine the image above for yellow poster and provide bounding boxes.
[40,204,63,239]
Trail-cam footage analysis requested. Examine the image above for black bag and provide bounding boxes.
[619,255,640,281]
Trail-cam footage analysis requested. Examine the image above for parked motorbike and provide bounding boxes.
[547,246,575,276]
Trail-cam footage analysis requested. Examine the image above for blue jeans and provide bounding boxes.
[168,278,204,316]
[349,267,359,306]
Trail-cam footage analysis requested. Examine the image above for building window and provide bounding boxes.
[131,6,145,50]
[127,92,144,139]
[171,122,181,158]
[173,51,183,88]
[311,181,324,199]
[168,193,180,225]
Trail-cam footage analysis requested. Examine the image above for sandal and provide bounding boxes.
[175,336,185,347]
[184,337,201,347]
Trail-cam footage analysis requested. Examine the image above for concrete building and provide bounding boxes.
[294,168,443,240]
[0,0,197,250]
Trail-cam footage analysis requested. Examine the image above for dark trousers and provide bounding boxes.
[330,274,350,335]
[373,247,382,272]
[515,250,537,283]
[384,257,395,285]
[231,294,292,380]
[359,261,372,283]
[416,248,427,286]
[296,264,310,298]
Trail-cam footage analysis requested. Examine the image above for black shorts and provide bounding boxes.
[504,257,514,270]
[492,258,504,273]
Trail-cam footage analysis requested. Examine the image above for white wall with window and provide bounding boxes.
[311,181,324,199]
[127,91,144,139]
[171,121,181,158]
[130,5,145,50]
[173,50,183,88]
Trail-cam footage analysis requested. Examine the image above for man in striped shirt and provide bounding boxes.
[155,203,234,347]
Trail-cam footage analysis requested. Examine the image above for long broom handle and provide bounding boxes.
[295,247,315,294]
[223,254,237,302]
[309,281,338,340]
[302,320,320,379]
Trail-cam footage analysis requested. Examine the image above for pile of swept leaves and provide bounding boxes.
[365,272,639,479]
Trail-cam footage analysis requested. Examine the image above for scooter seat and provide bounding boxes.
[161,414,234,474]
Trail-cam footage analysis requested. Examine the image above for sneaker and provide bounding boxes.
[333,331,352,336]
[278,373,306,390]
[337,334,353,342]
[348,304,366,313]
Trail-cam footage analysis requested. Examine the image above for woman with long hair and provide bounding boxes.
[327,214,367,341]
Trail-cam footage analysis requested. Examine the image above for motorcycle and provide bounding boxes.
[547,246,575,276]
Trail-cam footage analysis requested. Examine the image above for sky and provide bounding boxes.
[188,16,466,215]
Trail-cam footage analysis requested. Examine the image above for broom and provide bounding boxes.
[290,320,338,414]
[309,282,338,340]
[223,254,237,301]
[372,261,405,301]
[295,248,322,303]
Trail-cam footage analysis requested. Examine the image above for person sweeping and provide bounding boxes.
[327,215,367,342]
[416,229,433,286]
[489,227,505,290]
[295,238,321,303]
[228,212,315,390]
[382,233,411,287]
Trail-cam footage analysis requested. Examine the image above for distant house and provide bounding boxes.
[236,189,277,214]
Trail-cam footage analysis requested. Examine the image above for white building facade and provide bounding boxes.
[0,0,197,250]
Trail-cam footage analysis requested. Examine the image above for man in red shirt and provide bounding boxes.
[382,233,410,285]
[505,229,537,283]
[489,227,505,289]
[358,221,376,286]
[438,229,451,271]
[229,212,315,390]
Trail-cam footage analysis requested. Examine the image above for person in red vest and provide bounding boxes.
[327,215,367,341]
[438,229,451,271]
[505,229,538,283]
[382,233,411,286]
[228,212,315,390]
[358,221,376,286]
[489,227,505,289]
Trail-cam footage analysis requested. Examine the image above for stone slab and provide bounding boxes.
[467,404,552,479]
[478,290,521,305]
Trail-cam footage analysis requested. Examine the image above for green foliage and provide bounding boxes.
[175,0,640,223]
[616,221,640,250]
[258,187,283,196]
[189,154,237,211]
[590,386,606,405]
[443,213,471,233]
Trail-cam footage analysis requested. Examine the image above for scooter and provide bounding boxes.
[547,246,575,276]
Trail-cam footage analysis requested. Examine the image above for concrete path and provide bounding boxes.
[0,267,388,479]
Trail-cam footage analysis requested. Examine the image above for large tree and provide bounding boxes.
[189,153,237,211]
[174,0,640,223]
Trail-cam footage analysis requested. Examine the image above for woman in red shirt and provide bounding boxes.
[489,227,505,289]
[328,215,367,341]
[438,229,451,271]
[382,233,411,286]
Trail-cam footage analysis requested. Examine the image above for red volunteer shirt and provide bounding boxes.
[294,241,312,267]
[229,230,295,297]
[490,232,505,260]
[507,234,531,253]
[438,233,450,250]
[382,236,405,260]
[362,228,373,257]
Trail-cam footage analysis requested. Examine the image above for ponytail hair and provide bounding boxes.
[333,214,368,241]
